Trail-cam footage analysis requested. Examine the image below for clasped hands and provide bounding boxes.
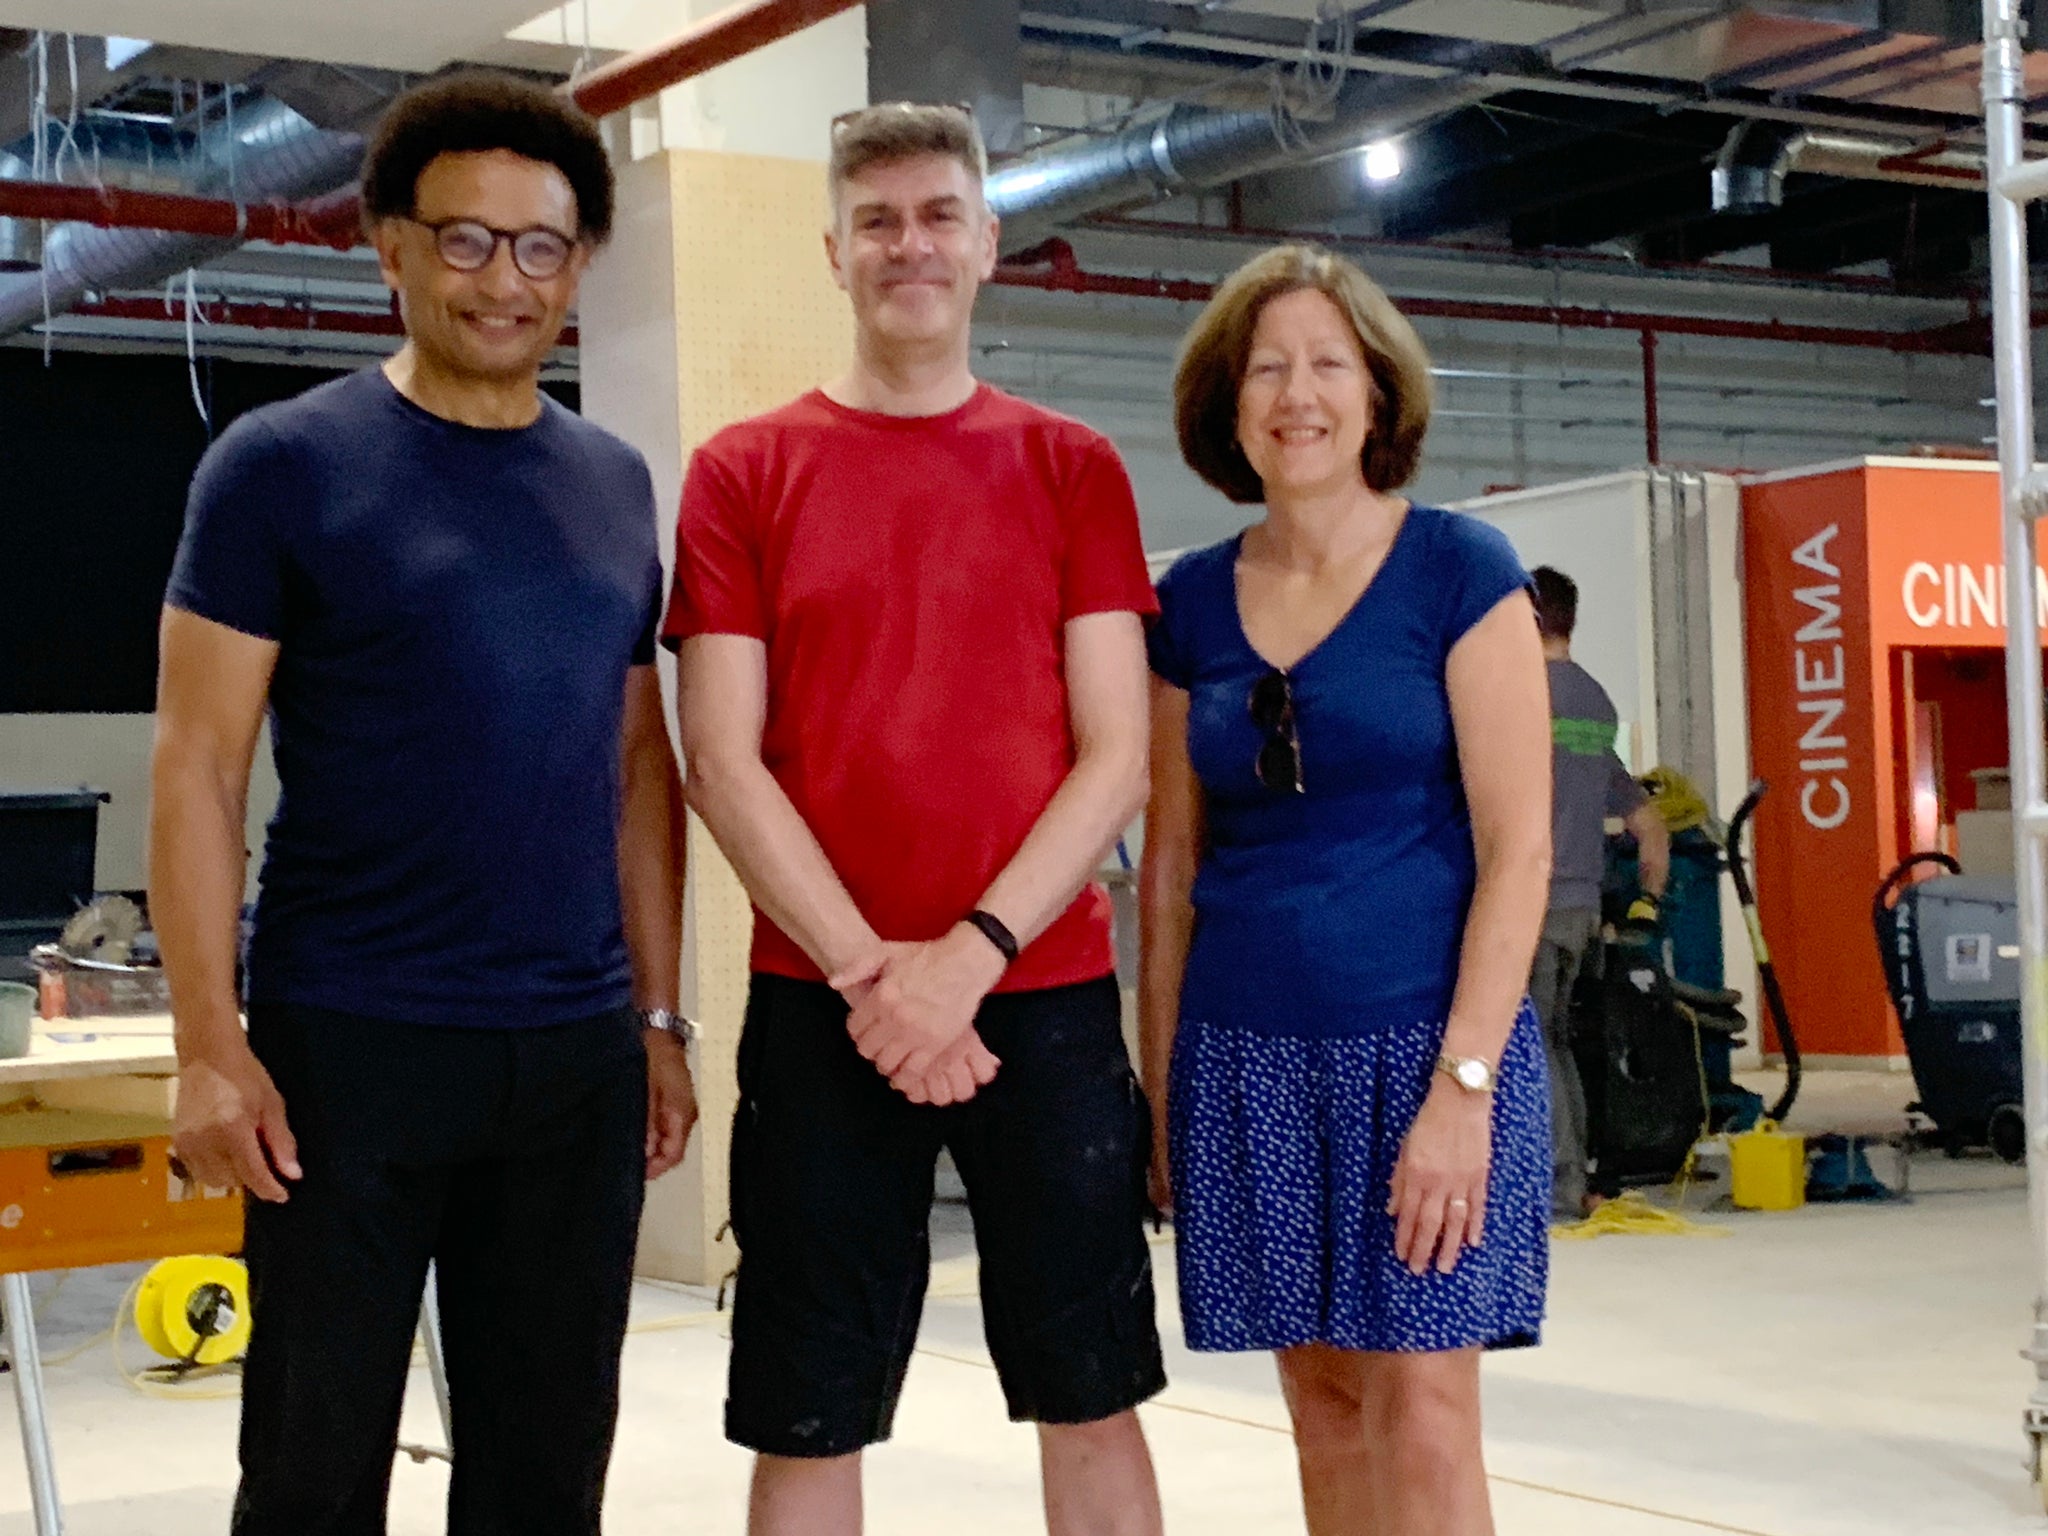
[831,925,1007,1106]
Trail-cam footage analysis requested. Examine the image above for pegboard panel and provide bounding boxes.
[635,149,852,1286]
[666,149,853,450]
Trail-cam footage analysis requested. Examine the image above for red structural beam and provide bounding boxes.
[569,0,863,119]
[990,238,1993,356]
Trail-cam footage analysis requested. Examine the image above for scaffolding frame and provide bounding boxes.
[1981,0,2048,1505]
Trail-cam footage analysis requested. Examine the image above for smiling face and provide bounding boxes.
[826,151,998,358]
[1234,286,1376,501]
[372,148,587,387]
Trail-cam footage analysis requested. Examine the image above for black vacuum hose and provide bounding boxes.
[1725,780,1802,1124]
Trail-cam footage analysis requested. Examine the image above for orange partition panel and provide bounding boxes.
[1743,468,1893,1058]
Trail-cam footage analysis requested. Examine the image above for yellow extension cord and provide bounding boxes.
[1550,992,1732,1243]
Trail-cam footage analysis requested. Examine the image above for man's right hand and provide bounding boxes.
[173,1040,302,1203]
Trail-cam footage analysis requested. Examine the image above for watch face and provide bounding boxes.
[1456,1059,1490,1090]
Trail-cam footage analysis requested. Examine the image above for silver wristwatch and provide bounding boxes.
[639,1008,700,1044]
[1435,1052,1496,1094]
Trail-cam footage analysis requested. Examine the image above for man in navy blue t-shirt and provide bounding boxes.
[149,73,695,1535]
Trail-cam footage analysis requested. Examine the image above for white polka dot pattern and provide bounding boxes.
[1166,1003,1551,1354]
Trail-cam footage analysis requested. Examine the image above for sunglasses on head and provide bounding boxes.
[1249,669,1303,794]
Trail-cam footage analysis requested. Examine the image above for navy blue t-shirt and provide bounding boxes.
[166,368,662,1028]
[1147,505,1531,1036]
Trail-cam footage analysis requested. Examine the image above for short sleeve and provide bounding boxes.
[1439,511,1533,649]
[621,455,661,666]
[662,440,766,650]
[1145,556,1194,689]
[1060,437,1160,623]
[1606,755,1650,818]
[164,414,297,641]
[632,564,662,665]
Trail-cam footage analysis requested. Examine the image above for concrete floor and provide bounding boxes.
[1,1070,2042,1535]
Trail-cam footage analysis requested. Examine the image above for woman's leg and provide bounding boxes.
[1357,1348,1492,1536]
[1275,1344,1377,1536]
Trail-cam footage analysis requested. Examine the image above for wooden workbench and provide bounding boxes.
[0,1014,184,1536]
[0,1015,176,1089]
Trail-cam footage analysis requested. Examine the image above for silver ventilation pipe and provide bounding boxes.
[1712,121,1983,213]
[0,93,367,339]
[985,72,1499,252]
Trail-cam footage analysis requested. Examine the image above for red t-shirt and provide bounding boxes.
[664,385,1158,992]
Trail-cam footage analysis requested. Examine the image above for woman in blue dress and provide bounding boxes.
[1140,245,1553,1535]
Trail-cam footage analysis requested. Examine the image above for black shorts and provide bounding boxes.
[725,973,1166,1458]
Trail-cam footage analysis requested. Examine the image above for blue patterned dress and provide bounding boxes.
[1148,506,1551,1354]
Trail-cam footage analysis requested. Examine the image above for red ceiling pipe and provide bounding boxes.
[69,293,578,346]
[991,238,1991,355]
[568,0,863,119]
[1640,329,1660,465]
[0,179,358,248]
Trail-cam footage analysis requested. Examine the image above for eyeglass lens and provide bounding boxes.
[434,221,573,279]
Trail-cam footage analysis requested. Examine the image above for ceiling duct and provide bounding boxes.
[1712,120,1982,213]
[985,71,1499,252]
[0,91,372,340]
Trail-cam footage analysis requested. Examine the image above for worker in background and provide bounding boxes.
[150,73,695,1536]
[1529,564,1670,1221]
[670,103,1165,1536]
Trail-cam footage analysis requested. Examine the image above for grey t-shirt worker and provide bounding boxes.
[1547,658,1650,914]
[1524,564,1669,1218]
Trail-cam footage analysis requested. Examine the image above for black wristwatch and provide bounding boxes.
[963,909,1020,965]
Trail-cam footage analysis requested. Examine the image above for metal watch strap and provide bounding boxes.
[963,909,1020,965]
[639,1008,699,1043]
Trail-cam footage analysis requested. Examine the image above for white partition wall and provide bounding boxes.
[1455,469,1758,1047]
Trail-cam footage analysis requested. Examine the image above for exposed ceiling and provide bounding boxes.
[1014,1,2048,285]
[0,0,2043,363]
[0,1,570,73]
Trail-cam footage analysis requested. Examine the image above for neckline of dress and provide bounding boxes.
[1229,502,1417,675]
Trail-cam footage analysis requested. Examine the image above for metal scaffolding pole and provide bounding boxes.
[1980,0,2048,1508]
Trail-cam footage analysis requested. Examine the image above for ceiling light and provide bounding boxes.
[1362,140,1402,184]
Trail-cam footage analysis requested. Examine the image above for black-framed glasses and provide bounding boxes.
[1249,669,1303,794]
[407,216,578,280]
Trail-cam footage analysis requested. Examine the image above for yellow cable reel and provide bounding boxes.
[133,1256,251,1366]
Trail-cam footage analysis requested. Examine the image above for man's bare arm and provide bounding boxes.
[619,665,685,1011]
[676,634,883,980]
[619,663,698,1179]
[150,606,299,1201]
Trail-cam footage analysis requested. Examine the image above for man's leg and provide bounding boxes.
[1040,1414,1161,1536]
[232,1006,463,1536]
[435,1009,646,1536]
[1530,909,1597,1219]
[950,978,1166,1536]
[726,977,944,1536]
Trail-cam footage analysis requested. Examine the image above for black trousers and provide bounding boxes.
[232,1002,647,1536]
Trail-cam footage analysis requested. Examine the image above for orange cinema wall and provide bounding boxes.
[1742,461,2040,1062]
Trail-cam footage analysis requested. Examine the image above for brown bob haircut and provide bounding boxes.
[828,102,988,218]
[1173,244,1434,503]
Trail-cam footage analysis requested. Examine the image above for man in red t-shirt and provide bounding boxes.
[665,104,1165,1535]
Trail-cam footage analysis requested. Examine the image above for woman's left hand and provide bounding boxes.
[1388,1079,1494,1275]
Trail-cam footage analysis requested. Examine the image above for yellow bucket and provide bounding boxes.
[1729,1121,1807,1211]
